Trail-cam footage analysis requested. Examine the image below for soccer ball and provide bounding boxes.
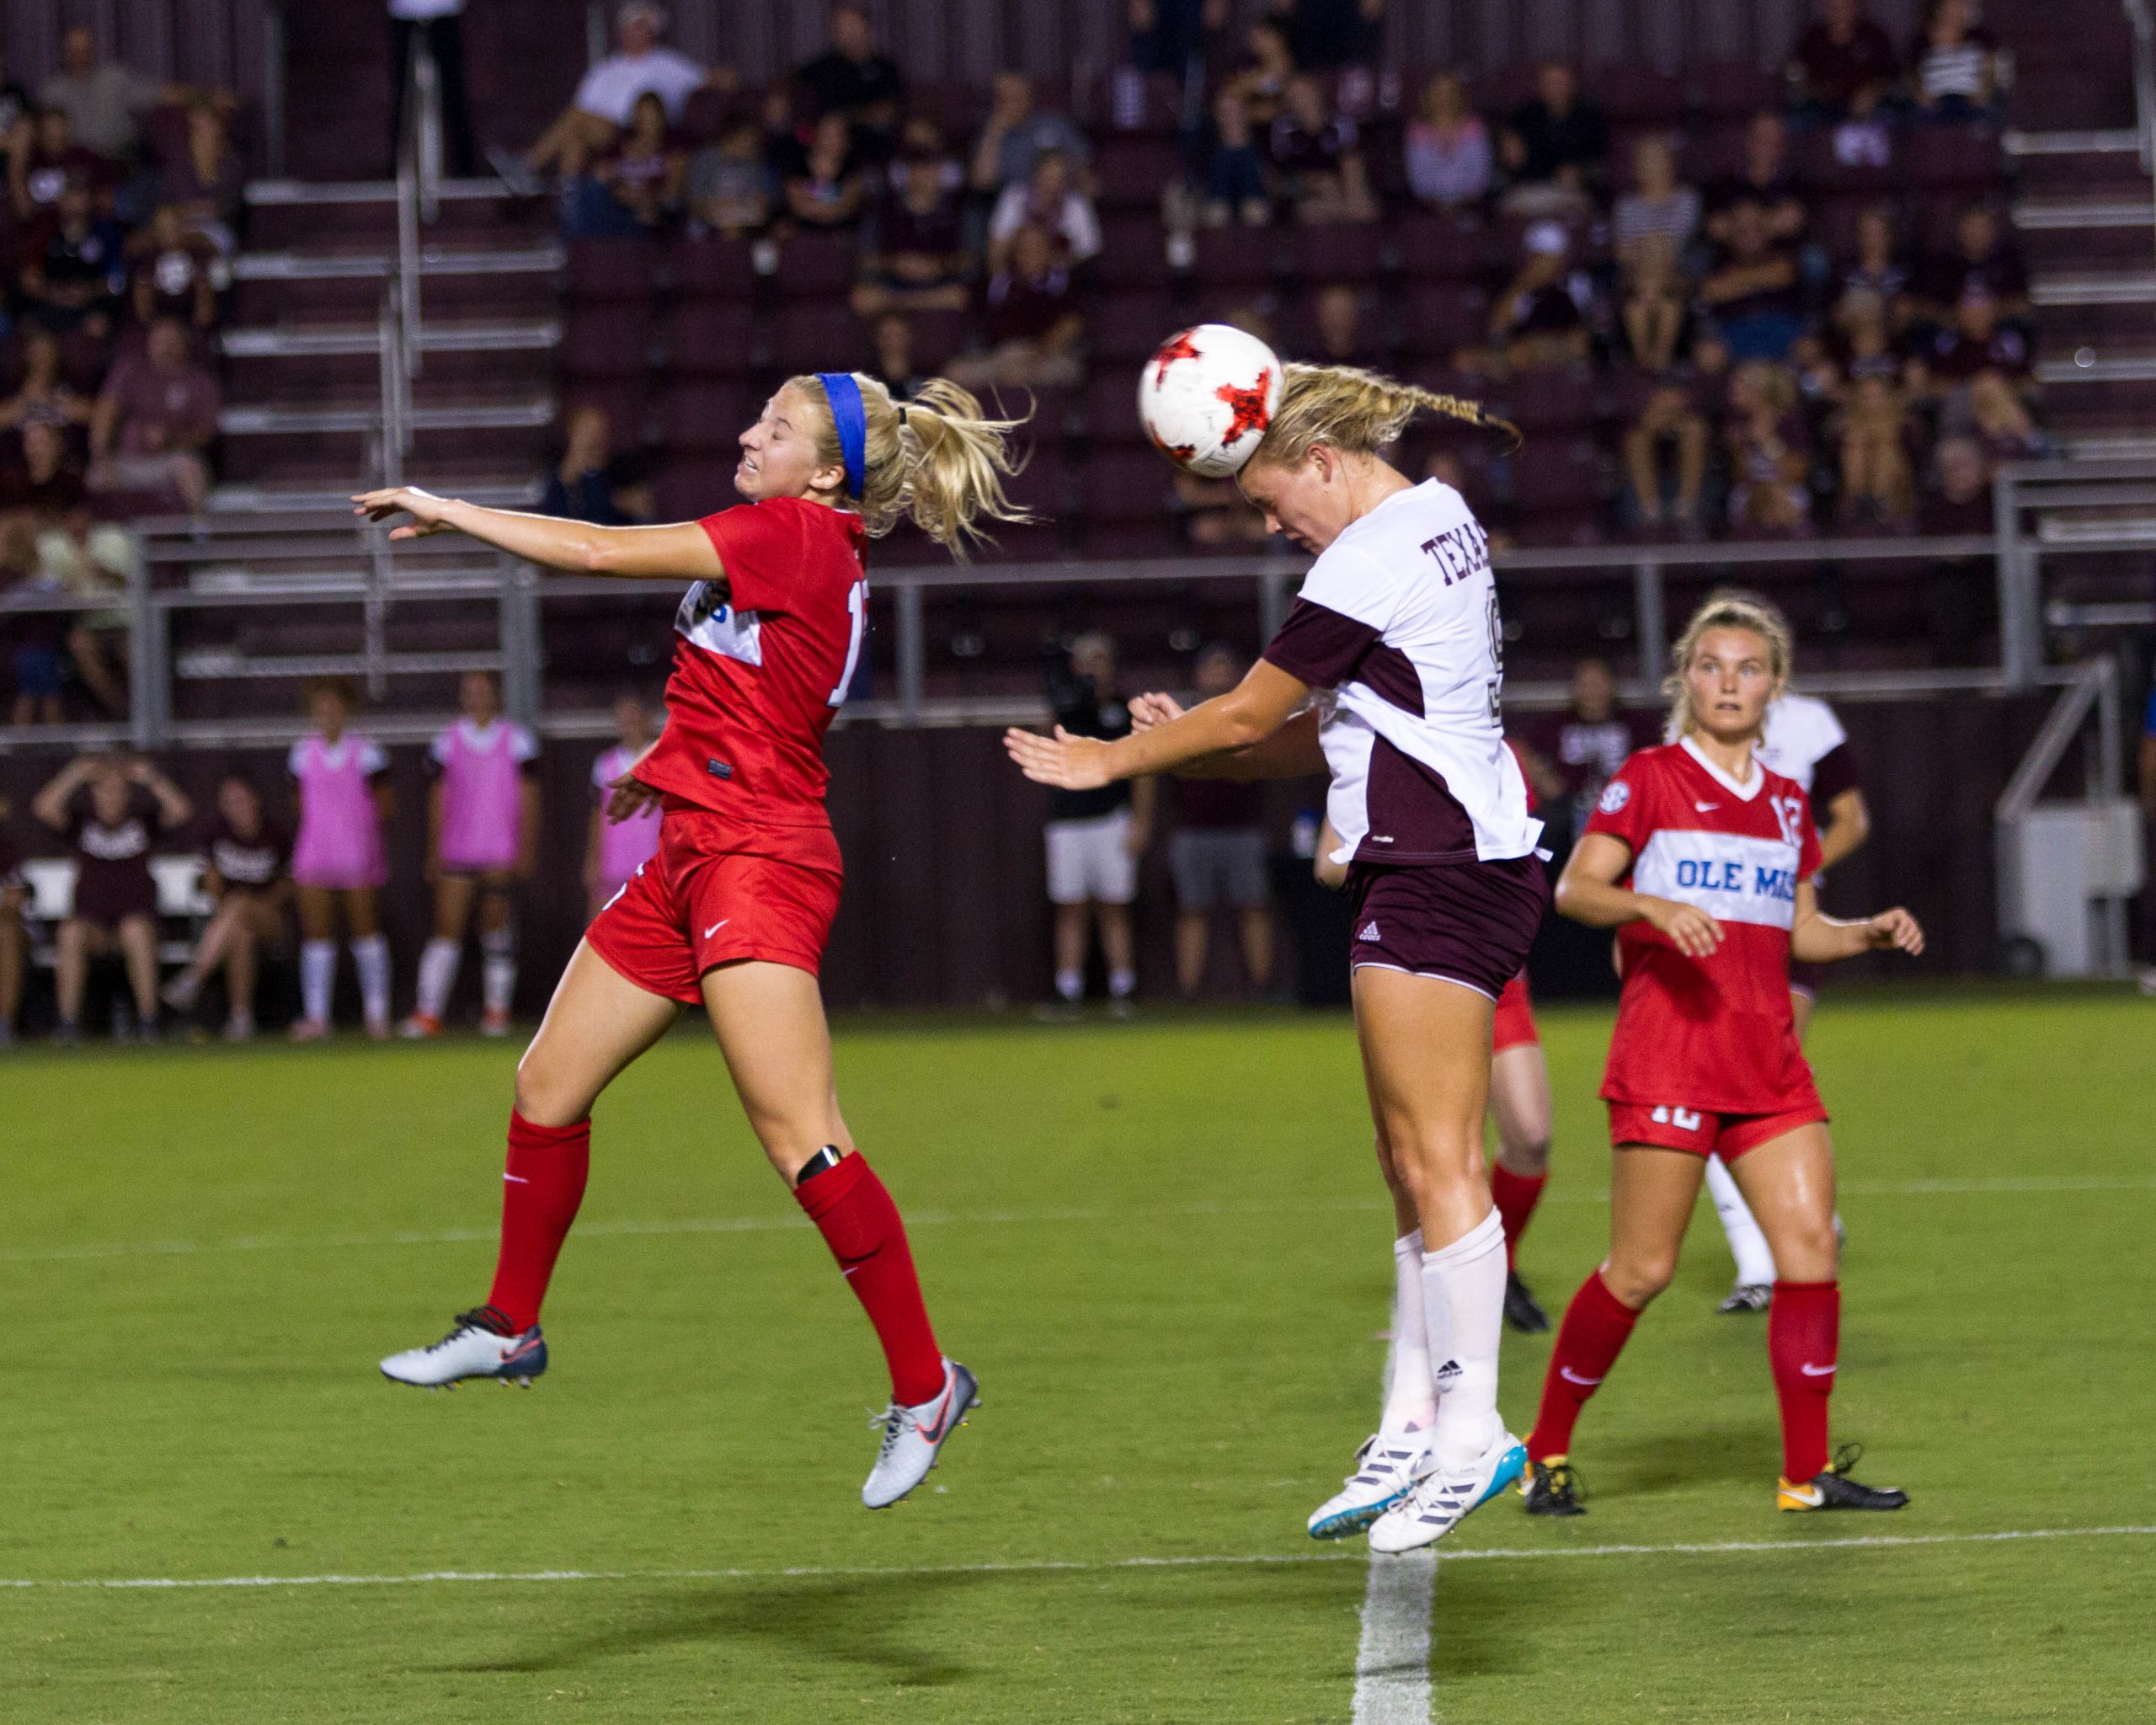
[1137,323,1284,478]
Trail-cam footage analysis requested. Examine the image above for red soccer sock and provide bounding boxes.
[1488,1164,1548,1268]
[484,1110,591,1332]
[1769,1279,1839,1483]
[793,1152,945,1407]
[1526,1270,1640,1461]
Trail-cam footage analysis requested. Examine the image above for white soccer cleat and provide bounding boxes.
[862,1359,978,1509]
[1307,1432,1435,1540]
[1366,1432,1528,1553]
[379,1308,547,1388]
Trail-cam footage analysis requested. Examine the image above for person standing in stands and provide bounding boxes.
[1044,633,1153,1013]
[387,0,478,178]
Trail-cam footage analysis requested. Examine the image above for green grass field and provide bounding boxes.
[5,989,2153,1722]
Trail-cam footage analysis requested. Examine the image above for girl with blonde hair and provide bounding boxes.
[1008,362,1540,1553]
[358,372,1026,1511]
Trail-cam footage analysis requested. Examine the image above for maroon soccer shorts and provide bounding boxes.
[1347,855,1550,1001]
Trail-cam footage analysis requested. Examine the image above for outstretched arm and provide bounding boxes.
[1789,879,1923,964]
[1129,694,1326,780]
[1006,660,1310,789]
[353,487,724,582]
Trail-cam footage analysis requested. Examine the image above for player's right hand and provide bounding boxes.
[1642,895,1724,958]
[352,486,453,538]
[1128,692,1186,733]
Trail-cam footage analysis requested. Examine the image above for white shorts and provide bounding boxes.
[1046,810,1137,905]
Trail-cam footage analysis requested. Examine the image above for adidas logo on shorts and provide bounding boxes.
[1358,921,1380,941]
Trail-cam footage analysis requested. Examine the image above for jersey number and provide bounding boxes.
[1770,794,1807,850]
[1484,587,1504,725]
[827,582,868,708]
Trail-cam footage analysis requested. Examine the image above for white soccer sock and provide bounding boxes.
[1422,1209,1507,1470]
[1705,1154,1779,1285]
[1107,966,1135,1000]
[350,934,392,1027]
[1380,1228,1438,1438]
[300,939,335,1025]
[414,937,461,1020]
[480,925,515,1016]
[1054,967,1083,1003]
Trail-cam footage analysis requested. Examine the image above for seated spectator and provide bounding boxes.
[6,421,130,713]
[38,24,215,168]
[126,204,220,331]
[988,148,1101,271]
[1622,371,1711,531]
[1705,111,1806,248]
[1698,198,1802,361]
[158,772,291,1042]
[1909,0,2003,119]
[1913,203,2029,324]
[1920,433,1993,532]
[782,113,867,232]
[1497,58,1606,214]
[1788,0,1900,118]
[1614,134,1699,255]
[1230,16,1299,131]
[686,116,772,238]
[1484,220,1593,371]
[1722,360,1812,534]
[1614,136,1700,371]
[1404,71,1491,208]
[88,316,221,515]
[31,750,193,1043]
[792,3,904,163]
[19,179,126,338]
[1909,291,2031,399]
[2,518,68,724]
[869,310,929,398]
[157,100,246,255]
[0,327,95,436]
[1947,366,2049,461]
[589,91,686,231]
[0,52,29,146]
[1833,203,1912,333]
[10,107,113,222]
[855,147,971,315]
[947,222,1086,390]
[1833,371,1916,524]
[1267,75,1374,223]
[1919,433,1994,658]
[1204,84,1271,227]
[969,71,1090,195]
[524,3,708,180]
[1306,282,1384,366]
[539,405,649,525]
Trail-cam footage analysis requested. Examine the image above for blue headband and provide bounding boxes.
[816,371,867,500]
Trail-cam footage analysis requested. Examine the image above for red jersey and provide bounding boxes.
[633,498,869,866]
[1585,739,1824,1114]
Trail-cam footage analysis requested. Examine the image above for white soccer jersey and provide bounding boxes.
[1757,693,1847,794]
[1261,478,1541,866]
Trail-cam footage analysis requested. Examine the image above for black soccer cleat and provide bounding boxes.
[1520,1457,1586,1517]
[1504,1270,1551,1333]
[1779,1443,1908,1512]
[1717,1282,1773,1315]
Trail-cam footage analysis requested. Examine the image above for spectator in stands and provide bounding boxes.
[587,91,686,232]
[1622,373,1710,531]
[948,222,1086,391]
[1833,203,1912,333]
[1723,359,1812,534]
[10,106,111,221]
[89,317,220,516]
[1914,204,2029,325]
[1949,366,2049,461]
[1230,16,1299,131]
[157,100,247,256]
[1497,58,1606,214]
[1403,71,1491,208]
[1307,283,1384,366]
[0,328,94,436]
[19,179,125,338]
[387,0,478,179]
[1834,369,1916,524]
[792,3,905,164]
[1170,644,1275,998]
[782,113,867,232]
[0,793,22,1043]
[8,421,129,715]
[855,147,973,317]
[0,53,29,147]
[1485,220,1593,372]
[540,405,649,526]
[38,24,217,169]
[1910,291,2032,403]
[989,148,1102,272]
[1614,136,1700,372]
[1788,0,1901,119]
[1267,74,1375,223]
[1909,0,2003,119]
[969,71,1091,195]
[1204,83,1270,227]
[1919,434,1996,660]
[1529,656,1655,844]
[126,205,219,332]
[1705,111,1806,248]
[1043,632,1153,1013]
[1921,433,1993,531]
[870,311,930,398]
[686,115,773,238]
[1698,198,1803,362]
[32,749,193,1043]
[523,2,708,181]
[1127,0,1229,79]
[159,772,291,1041]
[3,516,69,725]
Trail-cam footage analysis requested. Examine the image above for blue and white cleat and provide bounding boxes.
[379,1307,547,1389]
[862,1359,978,1509]
[1366,1431,1528,1553]
[1306,1433,1435,1540]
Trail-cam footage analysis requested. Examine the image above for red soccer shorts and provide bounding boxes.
[1606,1097,1829,1160]
[586,809,841,1001]
[1492,970,1539,1052]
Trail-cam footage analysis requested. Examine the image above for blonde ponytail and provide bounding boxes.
[788,372,1031,559]
[1251,362,1523,470]
[1662,589,1793,740]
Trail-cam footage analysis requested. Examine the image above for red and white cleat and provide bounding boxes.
[398,1012,442,1040]
[478,1007,512,1038]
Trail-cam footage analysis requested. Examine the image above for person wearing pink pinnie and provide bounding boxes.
[583,692,661,919]
[403,670,542,1039]
[288,677,395,1039]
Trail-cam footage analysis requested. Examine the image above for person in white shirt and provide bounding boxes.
[388,0,477,178]
[986,150,1101,273]
[524,1,709,179]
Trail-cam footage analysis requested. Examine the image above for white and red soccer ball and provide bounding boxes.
[1137,323,1284,478]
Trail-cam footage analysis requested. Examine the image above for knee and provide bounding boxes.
[1774,1214,1841,1279]
[1601,1252,1676,1309]
[511,1053,583,1128]
[1499,1134,1551,1178]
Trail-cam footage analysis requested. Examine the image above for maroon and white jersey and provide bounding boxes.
[1262,478,1541,867]
[1588,739,1825,1114]
[1758,692,1861,810]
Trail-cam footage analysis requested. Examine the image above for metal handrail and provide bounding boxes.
[2127,0,2156,170]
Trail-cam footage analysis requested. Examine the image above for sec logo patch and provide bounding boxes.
[1598,780,1631,814]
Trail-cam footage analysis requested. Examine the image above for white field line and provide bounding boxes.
[3,1525,2152,1594]
[5,1175,2151,1269]
[1353,1551,1436,1725]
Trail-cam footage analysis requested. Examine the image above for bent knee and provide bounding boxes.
[511,1058,587,1129]
[1498,1135,1551,1178]
[1602,1253,1676,1309]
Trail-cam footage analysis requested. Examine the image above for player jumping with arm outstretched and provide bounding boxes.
[359,373,1028,1509]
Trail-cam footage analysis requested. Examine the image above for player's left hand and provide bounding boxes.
[1004,725,1115,791]
[1863,907,1924,955]
[606,772,661,823]
[352,486,453,538]
[1128,692,1186,733]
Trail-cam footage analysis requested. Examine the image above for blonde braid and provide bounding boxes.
[1253,362,1523,470]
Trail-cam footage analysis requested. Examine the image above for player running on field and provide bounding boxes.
[1521,592,1920,1519]
[1010,364,1545,1553]
[357,372,1028,1509]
